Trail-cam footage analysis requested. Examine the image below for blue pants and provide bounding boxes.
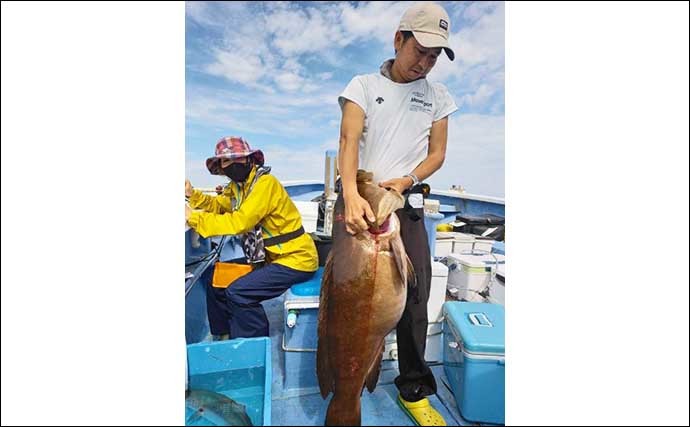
[206,262,315,339]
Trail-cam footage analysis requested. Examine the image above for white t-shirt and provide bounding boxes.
[338,64,458,183]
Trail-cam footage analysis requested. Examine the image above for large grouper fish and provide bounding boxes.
[317,170,415,426]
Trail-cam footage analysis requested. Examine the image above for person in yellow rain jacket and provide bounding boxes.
[186,136,318,339]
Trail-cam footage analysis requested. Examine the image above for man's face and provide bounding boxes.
[393,32,442,82]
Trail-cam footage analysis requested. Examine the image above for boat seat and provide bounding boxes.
[290,266,324,297]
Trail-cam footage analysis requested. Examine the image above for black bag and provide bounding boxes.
[311,234,333,267]
[453,213,505,241]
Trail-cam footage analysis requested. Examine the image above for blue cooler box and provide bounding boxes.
[443,302,505,424]
[282,267,324,392]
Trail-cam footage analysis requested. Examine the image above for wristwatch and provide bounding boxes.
[403,173,420,187]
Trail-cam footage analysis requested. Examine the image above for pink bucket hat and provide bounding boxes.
[205,136,265,175]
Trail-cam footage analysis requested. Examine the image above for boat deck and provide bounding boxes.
[261,295,487,426]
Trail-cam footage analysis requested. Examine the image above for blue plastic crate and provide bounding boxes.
[186,337,272,426]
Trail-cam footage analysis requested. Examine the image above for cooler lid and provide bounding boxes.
[290,266,324,296]
[435,232,456,240]
[447,253,505,268]
[443,302,504,355]
[436,231,475,242]
[451,232,476,242]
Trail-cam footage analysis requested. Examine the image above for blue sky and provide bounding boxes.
[186,1,504,197]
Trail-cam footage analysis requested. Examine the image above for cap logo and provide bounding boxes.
[439,19,448,31]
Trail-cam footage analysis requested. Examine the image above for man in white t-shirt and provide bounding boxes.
[336,2,458,426]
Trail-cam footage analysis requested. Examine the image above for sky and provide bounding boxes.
[185,1,504,197]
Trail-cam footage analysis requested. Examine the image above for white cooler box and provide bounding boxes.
[435,232,494,258]
[447,253,505,303]
[487,264,505,305]
[383,261,448,363]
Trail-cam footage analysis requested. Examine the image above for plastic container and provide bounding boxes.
[282,270,323,392]
[447,253,505,302]
[186,337,272,426]
[443,302,504,424]
[434,232,494,258]
[428,261,449,323]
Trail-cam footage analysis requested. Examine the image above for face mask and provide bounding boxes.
[223,162,252,182]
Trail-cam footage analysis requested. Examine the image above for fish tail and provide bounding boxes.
[325,392,361,426]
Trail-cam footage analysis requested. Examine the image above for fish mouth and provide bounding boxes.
[368,215,391,235]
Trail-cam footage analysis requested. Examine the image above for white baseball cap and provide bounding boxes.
[398,2,455,61]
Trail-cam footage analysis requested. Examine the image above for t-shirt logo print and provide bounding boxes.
[375,97,384,104]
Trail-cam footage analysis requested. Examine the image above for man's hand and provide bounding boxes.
[185,179,193,198]
[343,192,375,235]
[379,176,414,194]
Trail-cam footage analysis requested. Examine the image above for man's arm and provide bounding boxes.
[338,100,375,235]
[379,116,448,192]
[411,116,448,180]
[186,179,232,213]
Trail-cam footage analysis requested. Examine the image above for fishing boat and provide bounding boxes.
[185,152,506,426]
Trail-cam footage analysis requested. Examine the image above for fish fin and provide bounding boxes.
[317,251,335,398]
[364,341,385,393]
[391,226,416,289]
[356,169,374,183]
[375,189,405,226]
[405,256,416,288]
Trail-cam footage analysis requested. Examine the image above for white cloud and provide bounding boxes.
[430,1,504,85]
[428,113,505,197]
[196,2,349,96]
[457,2,504,66]
[339,1,409,45]
[274,72,304,92]
[186,1,252,30]
[186,2,505,197]
[186,84,343,138]
[205,50,266,86]
[302,82,321,93]
[185,2,221,29]
[267,7,343,56]
[460,83,498,109]
[193,1,504,94]
[281,57,303,73]
[462,1,501,22]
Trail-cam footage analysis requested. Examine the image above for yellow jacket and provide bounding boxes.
[187,167,318,273]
